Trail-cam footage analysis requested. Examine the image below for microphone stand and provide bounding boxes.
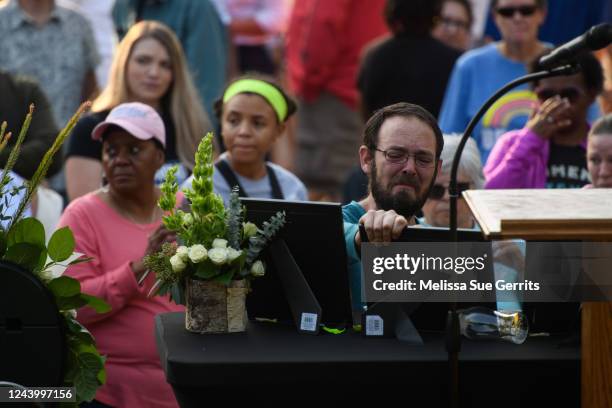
[445,63,579,408]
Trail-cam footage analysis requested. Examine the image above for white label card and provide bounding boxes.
[366,315,384,336]
[300,313,318,332]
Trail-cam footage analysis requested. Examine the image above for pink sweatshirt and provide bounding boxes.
[58,193,183,408]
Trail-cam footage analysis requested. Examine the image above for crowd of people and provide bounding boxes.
[1,0,611,407]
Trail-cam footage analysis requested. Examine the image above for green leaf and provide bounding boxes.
[48,276,81,298]
[73,331,95,347]
[48,227,75,262]
[97,366,106,385]
[194,261,219,279]
[213,269,234,285]
[65,317,85,334]
[57,295,87,311]
[3,242,44,270]
[74,370,100,402]
[170,283,185,305]
[73,350,105,402]
[80,293,111,313]
[77,343,101,357]
[7,217,46,248]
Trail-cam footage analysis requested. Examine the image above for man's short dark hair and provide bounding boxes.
[384,0,443,35]
[491,0,547,9]
[530,50,604,93]
[363,102,444,159]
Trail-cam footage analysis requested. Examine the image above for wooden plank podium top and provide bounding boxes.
[463,188,612,240]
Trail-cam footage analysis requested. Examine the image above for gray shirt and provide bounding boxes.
[0,1,99,126]
[182,154,308,206]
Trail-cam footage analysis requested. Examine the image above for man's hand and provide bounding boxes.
[355,209,408,248]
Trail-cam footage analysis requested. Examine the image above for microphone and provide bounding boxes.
[539,23,612,70]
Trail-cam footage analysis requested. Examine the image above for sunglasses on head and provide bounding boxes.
[429,183,470,200]
[496,5,538,18]
[536,87,582,103]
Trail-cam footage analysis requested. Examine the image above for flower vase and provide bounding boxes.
[185,278,249,333]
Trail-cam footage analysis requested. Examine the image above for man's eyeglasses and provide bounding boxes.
[496,5,538,18]
[429,183,470,200]
[375,147,436,168]
[435,16,470,31]
[536,87,583,103]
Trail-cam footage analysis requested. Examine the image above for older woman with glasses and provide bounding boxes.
[439,0,549,163]
[485,51,603,189]
[422,134,523,312]
[421,135,483,229]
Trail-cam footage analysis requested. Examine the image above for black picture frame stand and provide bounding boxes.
[267,239,323,335]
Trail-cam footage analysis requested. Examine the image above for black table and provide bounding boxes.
[156,312,579,407]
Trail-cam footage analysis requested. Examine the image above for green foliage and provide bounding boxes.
[4,242,46,271]
[146,133,286,303]
[226,187,243,249]
[0,102,107,404]
[48,227,76,262]
[63,317,106,405]
[245,211,286,266]
[7,217,46,248]
[49,276,81,298]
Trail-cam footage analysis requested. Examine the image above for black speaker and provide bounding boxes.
[0,261,67,387]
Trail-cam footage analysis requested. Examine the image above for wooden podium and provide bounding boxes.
[464,189,612,408]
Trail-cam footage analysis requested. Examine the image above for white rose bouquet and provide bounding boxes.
[144,133,285,304]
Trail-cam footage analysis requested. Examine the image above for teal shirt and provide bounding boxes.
[113,0,227,126]
[342,201,367,314]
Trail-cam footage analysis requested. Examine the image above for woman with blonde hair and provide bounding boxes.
[65,20,212,201]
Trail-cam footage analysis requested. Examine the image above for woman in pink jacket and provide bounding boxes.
[58,103,181,408]
[484,51,603,189]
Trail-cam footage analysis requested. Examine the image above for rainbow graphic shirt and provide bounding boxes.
[439,44,538,163]
[439,43,601,164]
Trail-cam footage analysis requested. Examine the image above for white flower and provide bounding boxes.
[170,254,186,272]
[176,246,189,261]
[227,247,242,262]
[182,213,194,226]
[212,238,228,249]
[250,260,265,277]
[208,247,228,265]
[243,222,258,238]
[188,244,208,263]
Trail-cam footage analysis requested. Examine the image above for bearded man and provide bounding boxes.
[343,102,444,320]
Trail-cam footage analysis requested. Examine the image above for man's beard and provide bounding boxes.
[370,159,436,219]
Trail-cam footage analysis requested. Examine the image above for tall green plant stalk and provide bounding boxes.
[0,121,9,154]
[0,105,33,192]
[8,101,91,231]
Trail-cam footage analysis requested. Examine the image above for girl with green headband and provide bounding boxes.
[182,76,307,205]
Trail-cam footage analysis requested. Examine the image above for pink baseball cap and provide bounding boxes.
[92,102,166,148]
